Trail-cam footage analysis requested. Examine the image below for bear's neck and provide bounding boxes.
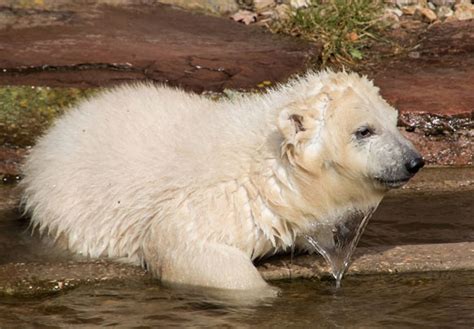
[243,156,384,259]
[241,157,314,257]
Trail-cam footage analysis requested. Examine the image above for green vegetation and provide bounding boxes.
[0,86,95,147]
[272,0,385,66]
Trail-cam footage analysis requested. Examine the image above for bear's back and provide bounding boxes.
[20,84,273,263]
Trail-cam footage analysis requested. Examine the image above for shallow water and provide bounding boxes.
[0,185,473,327]
[361,190,473,247]
[1,272,473,328]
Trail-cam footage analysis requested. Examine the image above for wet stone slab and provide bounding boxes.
[1,242,473,297]
[0,261,152,297]
[259,242,474,281]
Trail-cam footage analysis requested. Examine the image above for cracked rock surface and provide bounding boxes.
[0,4,316,92]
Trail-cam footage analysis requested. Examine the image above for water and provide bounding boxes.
[360,190,473,247]
[0,181,473,327]
[302,188,473,287]
[305,207,378,288]
[0,272,473,328]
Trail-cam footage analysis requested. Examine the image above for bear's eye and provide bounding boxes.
[355,127,374,139]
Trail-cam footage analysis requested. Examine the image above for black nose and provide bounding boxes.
[405,157,425,174]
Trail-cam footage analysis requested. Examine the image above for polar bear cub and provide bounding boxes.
[21,71,424,290]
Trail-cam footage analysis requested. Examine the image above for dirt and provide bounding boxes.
[0,147,26,179]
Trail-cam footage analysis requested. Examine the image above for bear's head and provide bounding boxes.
[277,72,424,204]
[275,72,424,282]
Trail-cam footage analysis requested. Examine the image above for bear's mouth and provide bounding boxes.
[375,177,410,188]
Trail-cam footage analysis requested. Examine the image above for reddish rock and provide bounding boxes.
[376,67,473,117]
[415,7,438,23]
[0,4,317,92]
[366,20,474,166]
[371,20,474,118]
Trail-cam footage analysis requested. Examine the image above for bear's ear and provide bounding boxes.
[278,109,313,165]
[278,93,330,143]
[277,93,330,164]
[278,110,306,144]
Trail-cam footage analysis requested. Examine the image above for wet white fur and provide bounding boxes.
[21,71,401,290]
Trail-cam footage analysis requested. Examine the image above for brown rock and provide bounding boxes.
[231,9,257,24]
[402,5,419,15]
[454,3,474,20]
[416,7,438,22]
[259,242,474,281]
[362,20,474,166]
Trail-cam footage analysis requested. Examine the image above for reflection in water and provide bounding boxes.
[0,207,76,265]
[1,272,473,328]
[305,206,378,288]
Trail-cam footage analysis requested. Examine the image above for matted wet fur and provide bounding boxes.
[20,71,423,290]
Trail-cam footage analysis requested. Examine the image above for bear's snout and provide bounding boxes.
[374,149,424,189]
[405,156,425,175]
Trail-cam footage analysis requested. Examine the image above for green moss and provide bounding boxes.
[0,86,96,147]
[272,0,385,66]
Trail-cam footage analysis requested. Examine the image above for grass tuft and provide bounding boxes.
[272,0,385,66]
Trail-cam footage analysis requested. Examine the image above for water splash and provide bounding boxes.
[305,206,378,288]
